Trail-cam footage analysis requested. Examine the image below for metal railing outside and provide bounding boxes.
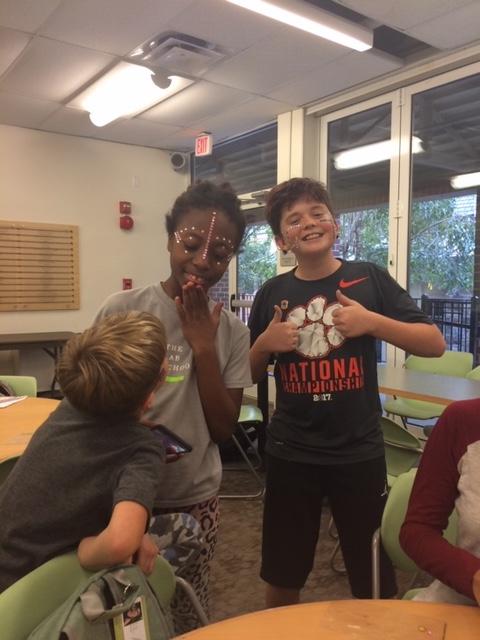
[232,293,479,364]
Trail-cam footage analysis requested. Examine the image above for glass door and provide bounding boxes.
[320,93,401,363]
[401,63,480,357]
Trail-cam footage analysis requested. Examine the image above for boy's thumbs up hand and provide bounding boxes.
[257,305,299,354]
[336,290,358,307]
[332,289,376,337]
[269,304,283,325]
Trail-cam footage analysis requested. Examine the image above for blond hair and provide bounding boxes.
[57,311,167,417]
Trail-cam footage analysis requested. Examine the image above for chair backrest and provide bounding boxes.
[405,351,473,378]
[466,365,480,381]
[380,417,422,480]
[0,375,37,397]
[0,456,20,487]
[381,470,458,574]
[0,553,176,640]
[380,416,422,449]
[384,442,420,479]
[238,404,263,424]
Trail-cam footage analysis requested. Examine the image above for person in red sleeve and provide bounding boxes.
[400,398,480,605]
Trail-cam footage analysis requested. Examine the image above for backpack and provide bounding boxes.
[27,565,174,640]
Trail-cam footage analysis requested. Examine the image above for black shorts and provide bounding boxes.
[261,453,397,598]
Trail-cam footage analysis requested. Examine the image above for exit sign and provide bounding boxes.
[195,133,213,157]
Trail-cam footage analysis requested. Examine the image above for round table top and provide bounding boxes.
[0,397,59,460]
[176,599,480,640]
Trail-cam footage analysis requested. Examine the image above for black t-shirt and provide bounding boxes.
[0,400,165,592]
[249,261,433,465]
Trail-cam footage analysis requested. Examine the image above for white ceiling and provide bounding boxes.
[0,0,479,151]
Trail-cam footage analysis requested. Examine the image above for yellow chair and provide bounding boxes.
[383,351,473,426]
[0,375,37,397]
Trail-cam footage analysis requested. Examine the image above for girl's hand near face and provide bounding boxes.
[175,281,223,354]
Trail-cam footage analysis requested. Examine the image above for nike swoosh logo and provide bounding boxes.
[339,277,368,288]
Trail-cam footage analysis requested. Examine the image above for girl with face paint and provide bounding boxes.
[95,181,251,630]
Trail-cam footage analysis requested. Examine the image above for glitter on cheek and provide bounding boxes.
[284,223,301,249]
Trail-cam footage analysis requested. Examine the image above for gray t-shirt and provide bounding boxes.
[95,282,252,507]
[0,400,164,592]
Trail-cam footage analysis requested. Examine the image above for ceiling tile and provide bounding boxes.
[0,92,59,127]
[165,0,284,52]
[192,96,294,142]
[39,106,179,148]
[268,49,402,105]
[0,28,31,76]
[104,117,183,147]
[160,127,202,151]
[40,106,116,137]
[407,4,480,50]
[0,37,114,102]
[39,0,195,56]
[0,0,63,32]
[139,81,253,126]
[204,28,347,94]
[336,0,473,30]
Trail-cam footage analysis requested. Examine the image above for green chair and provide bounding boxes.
[0,455,20,486]
[0,552,207,639]
[330,417,423,575]
[220,404,265,500]
[466,365,480,380]
[0,375,37,397]
[380,416,423,488]
[371,469,457,599]
[383,351,473,426]
[423,365,480,439]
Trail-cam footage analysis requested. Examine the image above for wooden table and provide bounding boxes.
[0,331,75,391]
[0,397,59,460]
[378,365,480,405]
[177,599,480,639]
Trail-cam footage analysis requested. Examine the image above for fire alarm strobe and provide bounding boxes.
[119,201,131,214]
[120,215,134,230]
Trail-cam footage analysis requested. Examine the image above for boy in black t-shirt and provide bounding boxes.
[249,178,446,608]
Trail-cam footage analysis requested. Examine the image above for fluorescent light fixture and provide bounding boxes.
[72,62,193,127]
[226,0,373,51]
[450,171,480,190]
[334,136,424,170]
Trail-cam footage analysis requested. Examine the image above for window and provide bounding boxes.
[407,72,480,355]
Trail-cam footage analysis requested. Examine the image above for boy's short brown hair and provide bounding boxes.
[265,178,334,236]
[57,311,166,417]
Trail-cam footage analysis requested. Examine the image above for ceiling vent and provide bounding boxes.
[128,32,227,76]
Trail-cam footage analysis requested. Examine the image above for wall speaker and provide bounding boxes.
[170,152,189,172]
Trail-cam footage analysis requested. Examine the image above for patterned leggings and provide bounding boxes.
[154,496,220,633]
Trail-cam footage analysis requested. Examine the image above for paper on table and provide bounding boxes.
[0,396,27,408]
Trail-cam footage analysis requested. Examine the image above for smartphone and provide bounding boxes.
[151,424,192,456]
